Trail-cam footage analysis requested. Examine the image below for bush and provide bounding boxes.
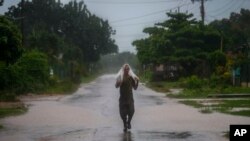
[0,93,17,102]
[209,73,231,88]
[0,50,50,95]
[140,70,153,82]
[13,50,50,93]
[184,75,204,89]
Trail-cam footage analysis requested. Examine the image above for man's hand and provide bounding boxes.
[115,80,121,88]
[134,77,139,84]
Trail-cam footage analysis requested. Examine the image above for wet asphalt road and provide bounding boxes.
[1,74,250,141]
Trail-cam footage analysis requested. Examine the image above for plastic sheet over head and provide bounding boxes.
[116,64,138,82]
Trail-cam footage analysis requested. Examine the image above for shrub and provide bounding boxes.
[184,75,204,89]
[13,50,50,93]
[140,70,153,82]
[209,72,231,88]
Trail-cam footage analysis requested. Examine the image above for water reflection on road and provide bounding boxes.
[1,74,250,141]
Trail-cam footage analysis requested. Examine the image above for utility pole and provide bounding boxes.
[200,0,205,25]
[191,0,205,25]
[21,0,24,47]
[220,35,223,52]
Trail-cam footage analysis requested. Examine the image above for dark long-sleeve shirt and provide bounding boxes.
[119,75,138,104]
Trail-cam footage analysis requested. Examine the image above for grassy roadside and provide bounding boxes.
[0,73,101,129]
[0,101,27,129]
[0,106,27,118]
[44,73,102,95]
[179,99,250,117]
[146,81,250,117]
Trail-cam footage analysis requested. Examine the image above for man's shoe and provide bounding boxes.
[123,123,128,132]
[127,122,131,129]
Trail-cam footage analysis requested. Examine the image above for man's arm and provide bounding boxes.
[132,78,139,90]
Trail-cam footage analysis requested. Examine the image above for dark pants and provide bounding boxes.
[119,101,134,127]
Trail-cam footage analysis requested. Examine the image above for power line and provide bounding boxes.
[207,0,235,13]
[112,18,163,27]
[113,33,146,38]
[208,0,245,19]
[183,0,199,13]
[85,0,180,5]
[110,2,193,23]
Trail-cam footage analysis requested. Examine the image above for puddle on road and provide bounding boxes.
[37,128,203,141]
[138,131,192,140]
[120,131,135,141]
[135,95,166,107]
[39,128,95,141]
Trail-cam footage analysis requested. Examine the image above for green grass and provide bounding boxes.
[223,131,229,139]
[179,100,203,108]
[45,80,78,94]
[0,107,27,118]
[179,99,250,117]
[217,99,250,107]
[146,80,250,116]
[147,81,181,93]
[45,73,100,95]
[220,86,250,94]
[179,100,213,113]
[81,73,100,83]
[147,81,250,98]
[212,100,250,117]
[226,110,250,117]
[0,106,27,129]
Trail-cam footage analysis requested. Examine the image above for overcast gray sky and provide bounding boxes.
[1,0,250,53]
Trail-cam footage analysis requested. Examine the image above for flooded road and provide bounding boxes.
[1,74,250,141]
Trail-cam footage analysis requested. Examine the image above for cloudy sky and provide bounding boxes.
[1,0,250,53]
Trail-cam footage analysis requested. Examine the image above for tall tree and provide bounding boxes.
[133,12,220,77]
[0,0,3,6]
[210,9,250,52]
[210,9,250,84]
[5,0,118,65]
[0,16,22,65]
[4,0,118,80]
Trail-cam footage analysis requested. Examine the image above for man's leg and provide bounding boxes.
[120,104,128,131]
[127,103,135,129]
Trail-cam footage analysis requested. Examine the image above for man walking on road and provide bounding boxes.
[115,64,139,132]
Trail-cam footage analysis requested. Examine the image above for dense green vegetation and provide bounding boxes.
[138,10,250,118]
[134,9,250,84]
[0,0,118,101]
